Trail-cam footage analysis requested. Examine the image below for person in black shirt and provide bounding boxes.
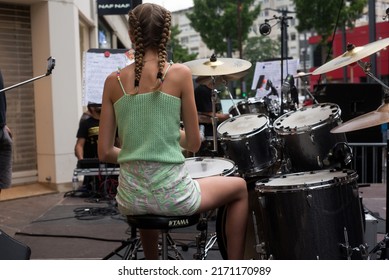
[75,103,100,160]
[194,77,230,156]
[74,103,101,191]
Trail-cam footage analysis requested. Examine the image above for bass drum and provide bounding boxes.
[255,169,366,260]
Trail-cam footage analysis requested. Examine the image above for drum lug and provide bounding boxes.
[352,187,359,198]
[258,196,266,208]
[316,155,323,168]
[245,141,250,151]
[306,194,313,207]
[310,132,315,143]
[221,141,227,152]
[256,242,269,260]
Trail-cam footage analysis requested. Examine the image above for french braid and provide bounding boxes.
[128,10,144,94]
[154,10,171,90]
[128,4,172,93]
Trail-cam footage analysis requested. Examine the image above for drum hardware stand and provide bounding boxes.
[355,60,389,259]
[0,57,55,93]
[221,79,241,116]
[209,76,243,155]
[103,226,142,260]
[210,86,219,154]
[368,234,389,259]
[338,227,369,260]
[193,210,219,260]
[251,210,267,260]
[294,74,319,105]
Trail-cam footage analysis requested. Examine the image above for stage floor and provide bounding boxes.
[0,181,387,260]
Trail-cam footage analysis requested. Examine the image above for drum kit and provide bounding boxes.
[183,36,389,260]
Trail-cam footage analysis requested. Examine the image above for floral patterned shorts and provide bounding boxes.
[116,160,201,216]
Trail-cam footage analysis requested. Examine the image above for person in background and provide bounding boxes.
[74,103,101,191]
[194,77,230,156]
[0,69,13,195]
[98,3,248,260]
[75,103,100,160]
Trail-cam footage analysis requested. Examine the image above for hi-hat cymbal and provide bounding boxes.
[331,102,389,133]
[313,37,389,75]
[195,69,250,85]
[184,56,252,76]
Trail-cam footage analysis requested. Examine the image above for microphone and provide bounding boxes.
[281,74,296,108]
[281,75,294,98]
[259,21,271,36]
[323,142,353,168]
[384,7,389,20]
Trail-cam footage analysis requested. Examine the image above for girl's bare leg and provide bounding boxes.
[197,176,249,259]
[139,229,160,259]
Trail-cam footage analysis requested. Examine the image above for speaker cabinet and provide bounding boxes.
[313,83,384,183]
[313,83,384,143]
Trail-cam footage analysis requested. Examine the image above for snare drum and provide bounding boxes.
[184,157,236,179]
[217,114,277,177]
[273,103,347,172]
[255,169,366,260]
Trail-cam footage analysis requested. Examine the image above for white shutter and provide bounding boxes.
[0,3,37,184]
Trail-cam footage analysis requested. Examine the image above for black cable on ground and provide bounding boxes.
[14,232,124,243]
[73,206,120,220]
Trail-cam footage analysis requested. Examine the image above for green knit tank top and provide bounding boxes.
[114,91,185,164]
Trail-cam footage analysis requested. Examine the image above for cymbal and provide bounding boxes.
[331,102,389,133]
[312,37,389,75]
[195,69,250,85]
[184,56,252,76]
[293,71,312,78]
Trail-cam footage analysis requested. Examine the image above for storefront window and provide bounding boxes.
[98,19,112,48]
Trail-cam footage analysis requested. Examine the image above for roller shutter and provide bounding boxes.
[0,3,37,184]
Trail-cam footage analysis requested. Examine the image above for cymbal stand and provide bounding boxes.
[222,79,241,116]
[357,60,389,259]
[295,76,318,104]
[209,76,225,154]
[358,61,389,92]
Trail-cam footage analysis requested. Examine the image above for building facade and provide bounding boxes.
[0,0,131,188]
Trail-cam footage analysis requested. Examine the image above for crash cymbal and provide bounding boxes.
[312,37,389,75]
[184,55,252,76]
[293,71,312,78]
[331,102,389,133]
[195,69,250,85]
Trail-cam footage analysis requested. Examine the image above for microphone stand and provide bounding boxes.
[260,10,294,115]
[279,12,293,115]
[0,57,56,93]
[210,76,219,154]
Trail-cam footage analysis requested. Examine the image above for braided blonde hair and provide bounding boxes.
[128,3,171,94]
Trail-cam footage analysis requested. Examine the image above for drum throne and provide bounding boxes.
[103,213,200,260]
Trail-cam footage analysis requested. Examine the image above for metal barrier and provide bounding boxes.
[349,143,387,184]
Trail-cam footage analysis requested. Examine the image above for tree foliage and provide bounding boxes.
[187,0,261,56]
[168,25,198,63]
[293,0,367,43]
